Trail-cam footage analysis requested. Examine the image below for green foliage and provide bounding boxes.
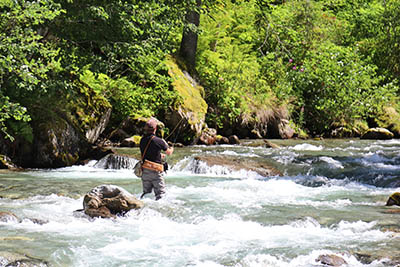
[1,0,400,144]
[0,0,62,92]
[0,0,62,139]
[50,0,185,128]
[373,0,400,80]
[197,0,275,129]
[80,68,177,126]
[257,0,399,135]
[289,42,397,133]
[0,94,31,141]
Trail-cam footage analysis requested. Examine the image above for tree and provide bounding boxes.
[179,0,202,71]
[0,0,61,140]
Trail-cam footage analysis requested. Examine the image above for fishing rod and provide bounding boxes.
[165,116,185,145]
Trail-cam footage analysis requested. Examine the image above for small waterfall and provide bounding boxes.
[93,154,138,170]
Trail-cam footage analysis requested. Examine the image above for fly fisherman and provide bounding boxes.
[139,118,174,200]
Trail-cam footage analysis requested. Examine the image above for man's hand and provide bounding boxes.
[166,147,174,155]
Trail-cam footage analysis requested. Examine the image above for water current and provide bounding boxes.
[1,139,400,266]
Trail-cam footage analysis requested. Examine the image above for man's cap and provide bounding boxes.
[144,118,157,132]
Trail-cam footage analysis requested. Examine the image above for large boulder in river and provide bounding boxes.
[192,155,282,177]
[361,127,394,140]
[386,192,400,206]
[83,185,144,218]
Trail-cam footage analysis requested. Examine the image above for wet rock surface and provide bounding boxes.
[0,211,20,223]
[0,251,49,267]
[82,185,144,219]
[315,254,347,266]
[386,192,400,206]
[361,127,394,140]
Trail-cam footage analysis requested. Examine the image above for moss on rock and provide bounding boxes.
[164,55,208,144]
[375,106,400,137]
[165,55,208,123]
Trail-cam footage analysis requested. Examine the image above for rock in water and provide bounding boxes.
[316,254,347,266]
[82,185,144,219]
[0,251,49,267]
[0,211,20,223]
[386,192,400,206]
[361,127,394,140]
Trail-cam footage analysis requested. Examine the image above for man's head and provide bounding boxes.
[144,118,157,134]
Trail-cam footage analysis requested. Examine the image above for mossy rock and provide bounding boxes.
[0,155,19,170]
[32,114,91,168]
[360,127,394,140]
[374,106,400,137]
[165,55,207,122]
[21,77,112,168]
[386,192,400,206]
[164,55,208,144]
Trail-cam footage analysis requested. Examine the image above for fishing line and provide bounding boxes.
[165,116,185,144]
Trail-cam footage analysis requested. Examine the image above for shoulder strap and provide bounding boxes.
[141,136,155,161]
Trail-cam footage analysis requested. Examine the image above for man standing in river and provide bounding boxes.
[139,118,174,200]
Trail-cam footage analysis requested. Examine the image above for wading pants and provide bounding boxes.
[141,168,165,200]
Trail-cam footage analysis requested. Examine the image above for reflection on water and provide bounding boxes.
[1,139,400,266]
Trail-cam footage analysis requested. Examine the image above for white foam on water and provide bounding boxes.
[28,165,136,180]
[68,214,392,266]
[0,180,395,267]
[219,150,240,156]
[320,156,344,169]
[292,143,324,151]
[172,157,264,179]
[166,178,388,210]
[372,162,400,170]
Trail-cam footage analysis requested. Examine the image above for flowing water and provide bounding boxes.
[1,139,400,266]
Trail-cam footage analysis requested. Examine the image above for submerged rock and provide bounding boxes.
[264,140,280,148]
[193,155,282,177]
[0,211,48,225]
[0,211,20,223]
[0,251,49,267]
[354,251,400,266]
[316,254,347,266]
[82,185,144,219]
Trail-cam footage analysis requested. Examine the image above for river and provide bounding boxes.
[0,139,399,266]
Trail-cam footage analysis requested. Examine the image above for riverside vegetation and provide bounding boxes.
[1,0,400,168]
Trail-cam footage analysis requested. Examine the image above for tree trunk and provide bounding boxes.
[179,0,202,71]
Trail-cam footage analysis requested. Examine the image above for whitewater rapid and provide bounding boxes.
[1,139,399,266]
